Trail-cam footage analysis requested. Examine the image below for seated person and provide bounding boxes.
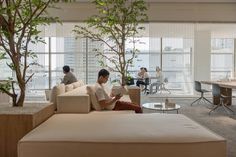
[61,65,77,85]
[150,66,163,94]
[95,69,142,113]
[136,67,149,87]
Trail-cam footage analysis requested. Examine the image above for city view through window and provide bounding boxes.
[0,23,235,96]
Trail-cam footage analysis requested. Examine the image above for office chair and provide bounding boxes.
[149,80,161,94]
[159,78,171,94]
[142,78,150,94]
[209,84,235,115]
[191,81,212,106]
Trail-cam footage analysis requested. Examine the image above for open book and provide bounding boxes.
[111,86,126,97]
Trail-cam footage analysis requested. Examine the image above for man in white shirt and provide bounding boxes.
[61,65,77,85]
[95,69,142,113]
[150,66,163,94]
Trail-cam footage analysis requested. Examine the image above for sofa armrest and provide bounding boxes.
[57,94,90,113]
[127,86,140,106]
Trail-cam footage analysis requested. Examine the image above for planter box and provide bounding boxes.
[0,102,54,157]
[127,86,140,106]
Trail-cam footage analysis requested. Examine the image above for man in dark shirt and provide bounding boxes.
[61,65,77,85]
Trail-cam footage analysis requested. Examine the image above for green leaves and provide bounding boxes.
[0,0,72,106]
[0,53,7,60]
[74,0,148,85]
[0,81,11,93]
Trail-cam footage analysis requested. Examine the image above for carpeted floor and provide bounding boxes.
[142,95,236,157]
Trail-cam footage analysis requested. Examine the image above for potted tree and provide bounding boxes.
[0,1,73,156]
[0,0,73,107]
[73,0,148,86]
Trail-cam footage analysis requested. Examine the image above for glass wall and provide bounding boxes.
[1,23,235,96]
[162,38,193,93]
[211,38,234,80]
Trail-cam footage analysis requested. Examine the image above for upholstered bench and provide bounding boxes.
[49,80,140,113]
[18,113,226,157]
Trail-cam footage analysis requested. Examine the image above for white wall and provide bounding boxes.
[194,30,211,82]
[48,3,236,22]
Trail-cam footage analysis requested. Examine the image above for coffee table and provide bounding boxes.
[142,102,180,114]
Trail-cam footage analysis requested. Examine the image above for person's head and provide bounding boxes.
[156,66,161,72]
[140,67,145,73]
[144,67,148,72]
[97,69,110,84]
[63,65,70,74]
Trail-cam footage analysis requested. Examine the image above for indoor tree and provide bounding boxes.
[73,0,148,85]
[0,0,73,107]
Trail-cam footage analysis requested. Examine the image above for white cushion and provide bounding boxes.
[50,84,65,110]
[72,80,84,89]
[57,94,90,113]
[65,84,74,92]
[86,85,102,111]
[111,85,129,96]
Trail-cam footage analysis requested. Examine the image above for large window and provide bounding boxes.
[162,38,193,93]
[1,23,236,96]
[211,38,234,80]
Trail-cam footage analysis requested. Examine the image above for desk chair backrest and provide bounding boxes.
[164,78,168,83]
[194,81,202,92]
[212,84,221,97]
[145,78,150,85]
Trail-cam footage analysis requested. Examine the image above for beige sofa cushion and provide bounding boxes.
[86,85,102,111]
[111,85,129,96]
[50,84,65,110]
[65,84,74,92]
[57,85,90,113]
[57,94,90,113]
[71,80,84,89]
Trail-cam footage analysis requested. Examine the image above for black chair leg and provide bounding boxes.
[223,104,235,114]
[191,97,201,106]
[209,105,220,115]
[203,97,213,104]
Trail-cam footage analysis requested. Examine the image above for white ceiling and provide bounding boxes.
[147,0,236,2]
[74,0,236,2]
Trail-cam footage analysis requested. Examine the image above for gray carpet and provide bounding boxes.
[142,95,236,157]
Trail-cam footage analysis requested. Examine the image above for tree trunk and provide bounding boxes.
[16,83,26,107]
[12,80,26,107]
[121,73,126,86]
[12,94,18,107]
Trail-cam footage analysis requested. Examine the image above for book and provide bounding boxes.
[111,86,126,97]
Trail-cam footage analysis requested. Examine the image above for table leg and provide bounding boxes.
[213,87,232,106]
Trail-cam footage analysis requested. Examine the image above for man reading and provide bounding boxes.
[95,69,142,113]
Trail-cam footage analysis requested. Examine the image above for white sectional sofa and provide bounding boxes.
[18,113,226,157]
[18,81,226,157]
[49,80,141,113]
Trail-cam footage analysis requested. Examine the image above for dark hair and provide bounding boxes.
[98,69,109,78]
[63,65,70,73]
[144,67,148,72]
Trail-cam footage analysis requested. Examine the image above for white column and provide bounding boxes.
[194,30,211,82]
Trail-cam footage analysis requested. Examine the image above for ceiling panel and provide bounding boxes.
[74,0,236,2]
